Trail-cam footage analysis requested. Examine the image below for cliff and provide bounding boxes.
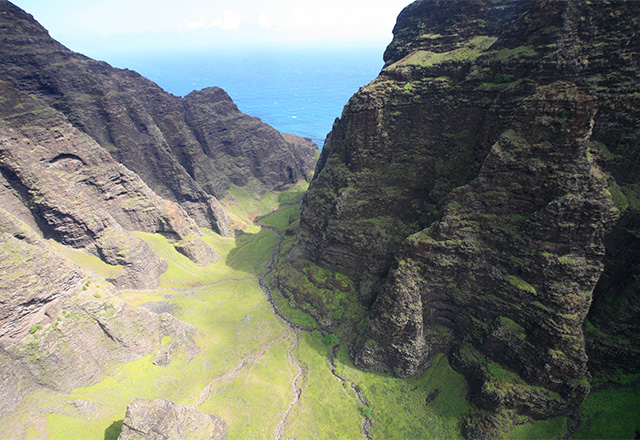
[277,0,640,436]
[0,204,201,418]
[0,0,317,234]
[0,80,218,288]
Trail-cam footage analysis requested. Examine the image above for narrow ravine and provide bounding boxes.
[274,330,303,440]
[257,224,316,332]
[330,346,373,440]
[256,201,371,440]
[255,202,310,440]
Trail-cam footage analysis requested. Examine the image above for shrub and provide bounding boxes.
[494,73,515,84]
[360,405,374,419]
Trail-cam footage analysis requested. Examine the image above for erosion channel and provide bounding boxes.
[255,200,371,440]
[2,187,485,440]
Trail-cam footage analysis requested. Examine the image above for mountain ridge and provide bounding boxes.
[0,0,318,235]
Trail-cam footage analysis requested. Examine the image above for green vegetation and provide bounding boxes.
[47,240,124,279]
[575,382,640,439]
[221,181,308,231]
[257,203,300,233]
[492,45,538,61]
[493,73,515,84]
[276,332,364,439]
[608,182,629,212]
[336,350,474,439]
[103,420,123,440]
[508,415,567,439]
[360,405,373,419]
[389,36,498,69]
[275,259,367,325]
[507,274,537,294]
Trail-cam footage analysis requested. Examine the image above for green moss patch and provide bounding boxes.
[276,260,366,325]
[336,350,474,439]
[574,383,640,439]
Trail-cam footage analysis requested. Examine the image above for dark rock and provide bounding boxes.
[118,398,227,440]
[278,0,640,435]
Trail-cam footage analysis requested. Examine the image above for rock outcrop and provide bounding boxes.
[0,0,317,234]
[278,0,640,435]
[118,398,227,440]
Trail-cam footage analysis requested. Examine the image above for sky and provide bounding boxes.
[11,0,413,55]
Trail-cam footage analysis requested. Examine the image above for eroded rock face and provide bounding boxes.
[0,207,200,418]
[0,80,218,288]
[280,0,640,434]
[118,398,227,440]
[184,87,317,196]
[0,0,317,234]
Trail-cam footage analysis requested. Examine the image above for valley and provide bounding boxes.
[1,0,639,438]
[0,185,469,439]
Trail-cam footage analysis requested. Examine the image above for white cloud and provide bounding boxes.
[258,13,273,29]
[188,9,243,30]
[219,10,243,30]
[12,0,413,48]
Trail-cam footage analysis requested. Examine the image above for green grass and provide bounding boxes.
[507,274,537,294]
[221,182,308,231]
[280,332,364,440]
[574,383,640,439]
[389,36,498,69]
[508,416,567,439]
[196,331,296,438]
[257,204,300,233]
[47,240,124,279]
[334,349,473,439]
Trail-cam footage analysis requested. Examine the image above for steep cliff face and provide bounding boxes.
[0,78,209,415]
[280,0,640,434]
[0,0,317,233]
[0,80,219,288]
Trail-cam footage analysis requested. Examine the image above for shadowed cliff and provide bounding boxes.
[276,0,640,436]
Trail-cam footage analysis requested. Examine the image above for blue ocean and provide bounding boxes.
[106,47,385,147]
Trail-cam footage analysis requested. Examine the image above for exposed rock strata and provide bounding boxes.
[0,0,317,234]
[118,398,227,440]
[0,207,200,417]
[0,80,218,289]
[279,0,640,434]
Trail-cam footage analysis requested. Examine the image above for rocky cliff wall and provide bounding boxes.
[0,205,200,418]
[0,0,317,234]
[0,80,219,288]
[279,0,640,435]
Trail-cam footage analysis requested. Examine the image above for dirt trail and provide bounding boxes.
[274,330,303,440]
[329,346,373,440]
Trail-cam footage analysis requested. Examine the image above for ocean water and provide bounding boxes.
[106,47,385,147]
